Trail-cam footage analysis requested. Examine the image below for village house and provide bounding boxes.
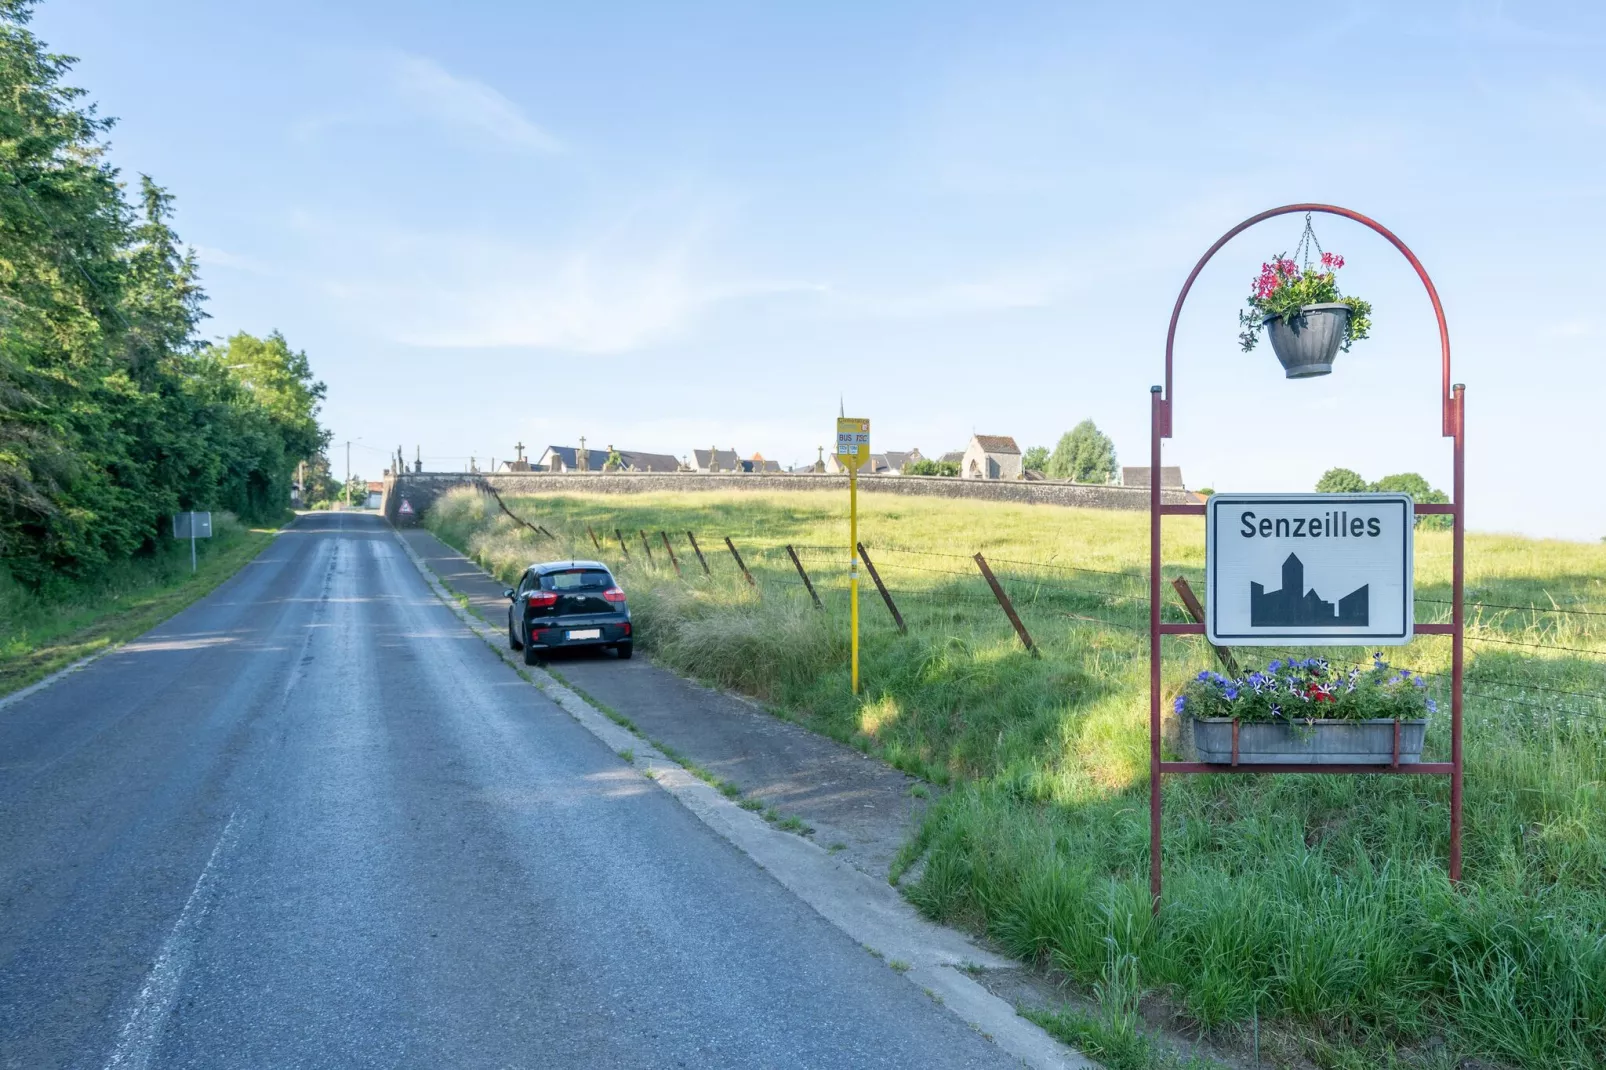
[882,448,924,474]
[961,435,1022,480]
[692,447,745,473]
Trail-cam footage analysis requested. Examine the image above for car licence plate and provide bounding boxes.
[567,628,601,640]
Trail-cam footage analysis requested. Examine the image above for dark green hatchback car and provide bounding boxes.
[505,560,632,665]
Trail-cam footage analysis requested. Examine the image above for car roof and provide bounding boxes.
[529,560,612,574]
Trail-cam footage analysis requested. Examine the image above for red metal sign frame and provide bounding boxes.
[1148,204,1465,910]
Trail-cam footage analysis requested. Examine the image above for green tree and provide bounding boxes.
[1315,467,1369,494]
[345,474,367,508]
[1373,472,1452,530]
[1046,421,1117,483]
[905,458,959,477]
[1021,445,1049,473]
[0,5,329,585]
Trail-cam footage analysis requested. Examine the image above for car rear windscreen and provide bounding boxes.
[543,569,612,591]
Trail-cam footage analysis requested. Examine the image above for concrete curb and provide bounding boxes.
[391,528,1098,1070]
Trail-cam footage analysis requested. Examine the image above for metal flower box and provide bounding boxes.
[1191,717,1428,766]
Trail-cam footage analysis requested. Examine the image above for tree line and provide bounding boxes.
[0,2,328,588]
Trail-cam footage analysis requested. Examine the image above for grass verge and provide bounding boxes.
[0,511,281,698]
[428,486,1606,1068]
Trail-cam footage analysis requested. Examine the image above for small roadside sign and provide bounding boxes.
[1205,493,1414,646]
[172,511,212,540]
[836,417,870,469]
[172,510,213,573]
[398,498,414,517]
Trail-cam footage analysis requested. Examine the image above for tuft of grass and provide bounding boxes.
[618,748,634,763]
[428,485,1606,1067]
[739,798,765,812]
[889,959,912,973]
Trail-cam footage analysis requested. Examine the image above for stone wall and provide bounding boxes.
[382,471,1197,525]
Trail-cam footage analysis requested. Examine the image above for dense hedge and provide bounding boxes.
[0,2,326,588]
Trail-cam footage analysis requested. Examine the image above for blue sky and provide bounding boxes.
[36,0,1606,539]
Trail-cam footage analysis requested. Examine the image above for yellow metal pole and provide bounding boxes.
[850,465,860,695]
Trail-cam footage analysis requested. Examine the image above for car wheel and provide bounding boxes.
[614,641,634,660]
[508,616,523,651]
[523,642,543,666]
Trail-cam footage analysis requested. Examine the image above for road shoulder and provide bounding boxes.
[392,525,1098,1070]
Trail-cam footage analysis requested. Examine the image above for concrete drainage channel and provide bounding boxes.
[392,529,1097,1070]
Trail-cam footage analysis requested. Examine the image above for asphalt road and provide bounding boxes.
[0,513,1017,1069]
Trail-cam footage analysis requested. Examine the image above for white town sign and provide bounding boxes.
[1204,493,1414,646]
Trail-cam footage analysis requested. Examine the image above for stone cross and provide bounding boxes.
[515,441,525,462]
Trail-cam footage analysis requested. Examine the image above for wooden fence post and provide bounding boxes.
[639,530,656,567]
[659,532,682,576]
[686,531,711,576]
[615,529,629,558]
[974,552,1036,655]
[586,525,601,551]
[725,536,755,586]
[856,543,906,633]
[785,545,823,609]
[1169,575,1240,676]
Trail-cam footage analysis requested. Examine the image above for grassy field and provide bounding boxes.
[0,512,281,698]
[429,487,1606,1069]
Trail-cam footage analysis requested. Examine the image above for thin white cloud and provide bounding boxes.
[389,53,563,154]
[192,244,270,274]
[304,202,817,353]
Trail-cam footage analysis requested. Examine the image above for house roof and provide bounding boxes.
[938,451,965,464]
[1121,466,1185,489]
[970,435,1020,455]
[883,450,922,472]
[618,450,680,472]
[539,445,611,470]
[693,448,743,470]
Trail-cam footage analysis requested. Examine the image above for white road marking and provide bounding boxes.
[102,809,241,1070]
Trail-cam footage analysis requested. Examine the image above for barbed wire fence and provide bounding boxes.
[475,491,1606,734]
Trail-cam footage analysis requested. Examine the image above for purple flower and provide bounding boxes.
[1197,671,1210,682]
[1174,696,1187,714]
[1426,698,1438,714]
[1224,688,1239,700]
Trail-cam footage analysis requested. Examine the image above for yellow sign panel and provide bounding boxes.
[836,417,870,469]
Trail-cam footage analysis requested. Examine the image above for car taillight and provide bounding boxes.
[603,587,627,603]
[528,591,559,608]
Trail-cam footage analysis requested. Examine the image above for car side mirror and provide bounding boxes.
[504,588,516,601]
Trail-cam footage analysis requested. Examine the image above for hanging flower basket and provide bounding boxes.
[1262,302,1353,378]
[1174,655,1435,765]
[1237,217,1373,377]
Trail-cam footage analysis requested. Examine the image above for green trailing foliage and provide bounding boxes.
[1239,252,1373,353]
[0,2,327,589]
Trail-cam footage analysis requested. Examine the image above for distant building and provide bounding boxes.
[692,447,744,473]
[538,445,610,472]
[938,450,965,466]
[534,445,679,473]
[961,435,1022,480]
[749,453,783,473]
[364,481,384,509]
[882,448,925,474]
[617,450,680,472]
[1120,466,1185,489]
